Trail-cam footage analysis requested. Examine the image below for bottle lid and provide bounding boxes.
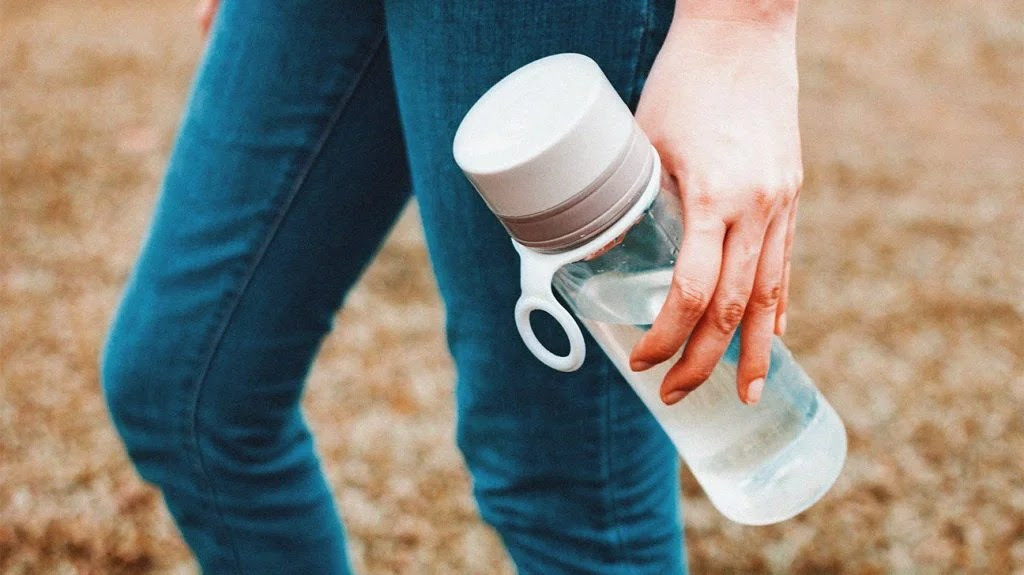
[454,53,654,253]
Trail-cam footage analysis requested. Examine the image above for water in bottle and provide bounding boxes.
[569,267,847,525]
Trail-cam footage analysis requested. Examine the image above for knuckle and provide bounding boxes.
[668,368,712,393]
[681,368,716,391]
[779,186,799,209]
[752,187,778,214]
[751,282,783,309]
[672,281,711,319]
[645,339,680,362]
[686,188,715,211]
[737,241,760,263]
[712,299,746,333]
[691,366,716,386]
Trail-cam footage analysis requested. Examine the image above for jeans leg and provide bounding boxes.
[385,2,686,573]
[101,1,409,572]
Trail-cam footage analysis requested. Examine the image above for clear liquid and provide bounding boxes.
[571,269,847,525]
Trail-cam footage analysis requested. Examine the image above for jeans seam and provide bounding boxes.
[180,29,388,574]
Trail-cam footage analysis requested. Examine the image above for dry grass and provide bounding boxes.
[2,1,1022,573]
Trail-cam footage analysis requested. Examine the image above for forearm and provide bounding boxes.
[675,0,798,27]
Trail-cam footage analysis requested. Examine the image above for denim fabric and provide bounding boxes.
[102,1,683,573]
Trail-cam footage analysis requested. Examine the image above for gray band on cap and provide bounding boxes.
[499,126,655,253]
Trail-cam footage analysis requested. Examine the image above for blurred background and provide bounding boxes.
[1,1,1022,573]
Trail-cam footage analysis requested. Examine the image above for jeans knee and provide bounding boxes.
[100,321,177,469]
[102,321,309,489]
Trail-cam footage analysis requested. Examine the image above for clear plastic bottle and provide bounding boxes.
[454,53,846,525]
[551,174,847,525]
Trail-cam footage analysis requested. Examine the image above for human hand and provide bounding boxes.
[629,6,803,406]
[195,0,219,38]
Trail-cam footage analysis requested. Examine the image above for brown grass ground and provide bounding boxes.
[2,1,1022,573]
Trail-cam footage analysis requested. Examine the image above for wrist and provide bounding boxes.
[676,0,798,27]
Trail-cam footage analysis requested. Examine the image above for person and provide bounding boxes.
[101,0,803,573]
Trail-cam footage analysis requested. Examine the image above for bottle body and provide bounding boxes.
[552,175,847,525]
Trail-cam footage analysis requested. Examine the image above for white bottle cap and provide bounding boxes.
[454,53,654,252]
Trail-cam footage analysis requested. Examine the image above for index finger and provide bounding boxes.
[630,214,726,370]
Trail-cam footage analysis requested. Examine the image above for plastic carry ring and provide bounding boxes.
[514,293,586,372]
[512,239,589,372]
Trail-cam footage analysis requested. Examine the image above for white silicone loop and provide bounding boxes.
[514,294,587,372]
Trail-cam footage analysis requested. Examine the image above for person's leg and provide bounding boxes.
[101,1,409,572]
[384,1,685,573]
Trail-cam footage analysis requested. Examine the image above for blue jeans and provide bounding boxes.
[101,1,683,573]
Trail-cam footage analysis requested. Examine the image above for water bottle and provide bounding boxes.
[453,53,846,525]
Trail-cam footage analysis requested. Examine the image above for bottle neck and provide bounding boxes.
[499,133,657,254]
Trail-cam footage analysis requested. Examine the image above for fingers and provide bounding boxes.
[629,214,726,372]
[775,192,799,335]
[736,211,788,404]
[658,220,766,404]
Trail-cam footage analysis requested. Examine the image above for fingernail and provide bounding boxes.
[663,390,688,405]
[745,378,764,405]
[631,359,653,372]
[778,313,787,336]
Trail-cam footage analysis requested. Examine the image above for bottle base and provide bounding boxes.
[696,399,848,526]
